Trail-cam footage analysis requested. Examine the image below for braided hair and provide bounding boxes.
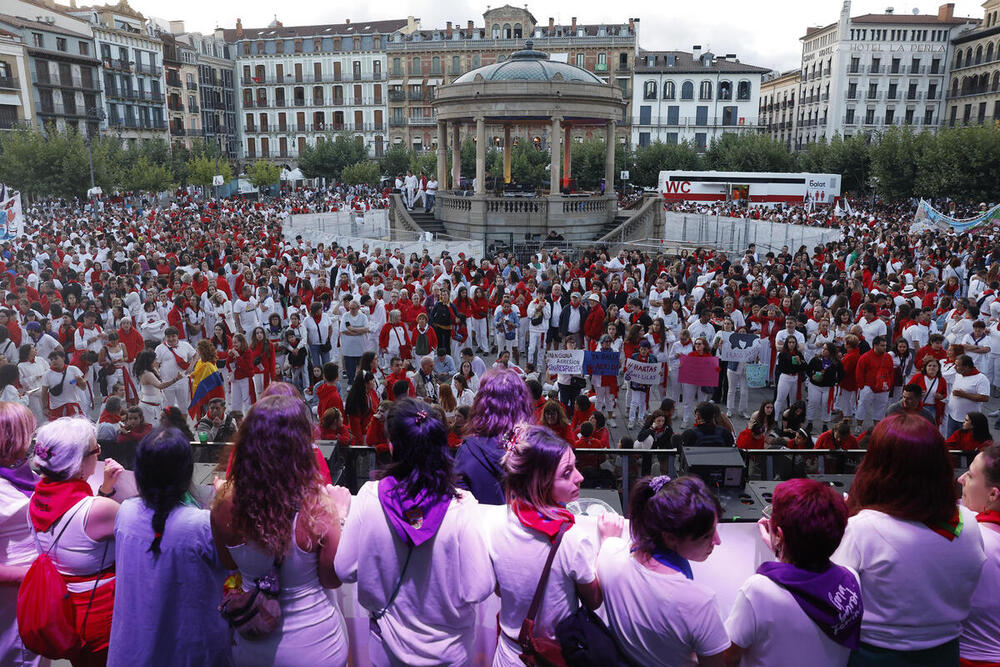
[134,427,194,557]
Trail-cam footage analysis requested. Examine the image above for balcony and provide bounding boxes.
[135,63,162,77]
[389,117,407,127]
[906,91,922,101]
[848,66,861,74]
[626,115,762,129]
[388,90,405,102]
[186,81,198,90]
[166,74,182,87]
[407,90,424,100]
[170,126,186,136]
[103,58,131,72]
[294,98,306,106]
[886,90,898,100]
[168,100,184,111]
[409,116,436,126]
[189,104,200,113]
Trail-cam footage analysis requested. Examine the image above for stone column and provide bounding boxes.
[503,125,512,184]
[475,115,486,196]
[436,120,448,189]
[605,120,616,195]
[549,117,561,194]
[451,123,461,190]
[563,123,572,191]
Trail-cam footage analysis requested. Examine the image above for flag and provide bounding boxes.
[0,192,24,240]
[188,360,224,419]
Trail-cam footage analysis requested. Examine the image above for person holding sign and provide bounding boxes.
[554,338,586,413]
[678,337,713,428]
[627,340,655,431]
[722,325,760,419]
[667,329,693,412]
[590,332,622,428]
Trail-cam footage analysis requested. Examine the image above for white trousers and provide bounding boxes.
[807,383,835,425]
[679,383,699,425]
[528,331,546,368]
[163,381,190,412]
[836,388,857,417]
[231,377,251,413]
[628,386,648,424]
[775,373,799,412]
[470,317,488,351]
[727,368,749,414]
[855,387,889,425]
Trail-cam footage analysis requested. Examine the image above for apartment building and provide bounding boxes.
[162,31,200,148]
[946,0,1000,127]
[0,25,35,129]
[631,47,767,151]
[759,69,801,150]
[225,16,415,162]
[795,1,977,148]
[385,5,639,151]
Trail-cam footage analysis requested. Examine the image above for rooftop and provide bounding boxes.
[634,49,769,74]
[223,18,410,42]
[452,42,604,84]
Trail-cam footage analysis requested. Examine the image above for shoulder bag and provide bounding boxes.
[218,559,282,639]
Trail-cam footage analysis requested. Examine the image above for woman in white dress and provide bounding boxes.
[17,343,48,424]
[133,350,182,426]
[212,395,352,667]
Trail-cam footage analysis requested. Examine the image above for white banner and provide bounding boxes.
[624,358,662,386]
[0,193,25,240]
[546,349,584,374]
[719,333,760,363]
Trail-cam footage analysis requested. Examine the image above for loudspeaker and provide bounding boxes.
[679,446,748,491]
[717,487,767,523]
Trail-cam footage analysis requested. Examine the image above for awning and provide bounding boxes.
[280,168,305,181]
[425,79,443,87]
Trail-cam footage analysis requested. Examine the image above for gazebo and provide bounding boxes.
[430,42,626,241]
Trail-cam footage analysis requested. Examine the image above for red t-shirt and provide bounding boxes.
[316,382,344,420]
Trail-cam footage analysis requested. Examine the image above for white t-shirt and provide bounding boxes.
[831,506,986,650]
[960,522,1000,662]
[725,572,856,667]
[597,537,730,666]
[0,478,38,567]
[334,482,493,666]
[45,365,84,409]
[947,371,991,422]
[486,509,596,665]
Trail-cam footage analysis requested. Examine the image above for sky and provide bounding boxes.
[129,0,986,72]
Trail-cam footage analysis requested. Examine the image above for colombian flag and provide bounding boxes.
[189,360,225,419]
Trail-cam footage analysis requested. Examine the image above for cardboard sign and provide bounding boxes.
[624,358,662,385]
[678,355,720,387]
[546,349,585,374]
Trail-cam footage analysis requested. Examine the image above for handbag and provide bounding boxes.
[517,525,569,667]
[219,560,282,639]
[49,368,69,397]
[556,606,637,667]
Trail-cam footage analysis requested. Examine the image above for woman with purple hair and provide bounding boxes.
[831,414,986,665]
[454,368,532,504]
[335,398,492,665]
[725,478,863,666]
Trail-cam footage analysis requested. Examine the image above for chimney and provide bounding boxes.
[345,18,350,25]
[235,17,243,38]
[446,21,452,38]
[571,16,577,33]
[628,18,634,34]
[938,2,954,20]
[549,16,555,35]
[692,44,702,59]
[468,20,474,33]
[169,20,185,34]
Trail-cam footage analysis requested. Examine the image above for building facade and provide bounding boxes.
[69,1,168,144]
[0,3,101,137]
[0,27,35,130]
[174,27,237,160]
[631,47,767,151]
[795,1,977,149]
[162,31,200,148]
[946,0,1000,127]
[225,16,415,163]
[758,69,800,150]
[385,5,638,152]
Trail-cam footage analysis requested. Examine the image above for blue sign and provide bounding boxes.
[584,350,620,376]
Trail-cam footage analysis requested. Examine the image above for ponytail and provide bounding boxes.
[134,427,194,559]
[628,475,721,556]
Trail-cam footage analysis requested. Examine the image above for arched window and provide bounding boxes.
[992,71,1000,92]
[699,80,712,100]
[718,80,732,100]
[411,57,421,75]
[643,80,657,99]
[956,51,963,68]
[951,78,959,96]
[737,80,751,101]
[966,47,973,65]
[432,56,441,74]
[989,42,996,62]
[513,23,522,38]
[663,81,675,99]
[503,23,512,39]
[492,24,500,39]
[976,45,983,64]
[681,80,694,99]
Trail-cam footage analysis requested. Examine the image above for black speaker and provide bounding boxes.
[679,446,747,491]
[717,487,766,523]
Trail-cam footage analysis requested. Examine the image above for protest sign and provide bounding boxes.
[624,358,661,385]
[719,333,759,363]
[584,350,620,376]
[678,355,720,387]
[546,349,584,374]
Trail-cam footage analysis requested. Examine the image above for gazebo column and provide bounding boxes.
[451,123,461,190]
[503,125,512,184]
[475,115,486,196]
[549,116,561,194]
[562,123,572,190]
[436,120,448,190]
[604,120,616,195]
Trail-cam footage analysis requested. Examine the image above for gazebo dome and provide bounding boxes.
[452,41,604,85]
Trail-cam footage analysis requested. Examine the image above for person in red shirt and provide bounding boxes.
[946,412,994,452]
[574,421,608,474]
[854,335,894,430]
[383,356,416,398]
[813,420,859,450]
[736,420,767,450]
[315,362,344,419]
[570,394,595,433]
[914,333,948,371]
[540,399,577,445]
[837,334,862,424]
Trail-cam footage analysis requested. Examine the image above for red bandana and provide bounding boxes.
[925,508,963,541]
[29,478,93,532]
[511,499,575,542]
[976,510,1000,527]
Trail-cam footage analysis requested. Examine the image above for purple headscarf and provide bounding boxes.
[378,476,451,547]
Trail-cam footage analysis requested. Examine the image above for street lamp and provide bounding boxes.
[85,107,107,208]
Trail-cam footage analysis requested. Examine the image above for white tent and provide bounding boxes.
[280,167,305,181]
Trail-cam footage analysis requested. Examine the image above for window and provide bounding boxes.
[911,57,920,73]
[639,105,651,125]
[699,81,712,100]
[887,83,897,100]
[681,81,693,100]
[695,105,708,126]
[575,53,584,68]
[392,58,401,75]
[931,58,940,74]
[718,80,732,100]
[663,81,675,99]
[695,132,707,151]
[890,58,900,73]
[643,80,657,99]
[737,81,751,101]
[666,106,679,124]
[32,33,43,48]
[871,57,881,72]
[865,107,875,124]
[411,57,421,75]
[905,108,914,124]
[848,82,857,99]
[597,53,607,67]
[885,108,895,124]
[492,24,500,39]
[845,108,855,124]
[722,105,737,125]
[638,131,650,147]
[665,132,678,144]
[868,82,878,99]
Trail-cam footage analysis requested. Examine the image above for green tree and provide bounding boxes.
[246,160,282,189]
[299,131,368,181]
[121,156,174,193]
[379,144,411,180]
[870,126,923,200]
[186,154,232,189]
[410,151,437,178]
[631,141,702,188]
[340,160,381,185]
[704,132,796,172]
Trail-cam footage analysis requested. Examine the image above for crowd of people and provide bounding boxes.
[0,189,999,664]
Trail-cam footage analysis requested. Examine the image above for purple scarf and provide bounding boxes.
[377,476,451,547]
[0,459,38,498]
[757,561,863,649]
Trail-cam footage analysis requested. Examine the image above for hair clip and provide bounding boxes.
[414,409,428,425]
[650,475,671,493]
[34,444,52,461]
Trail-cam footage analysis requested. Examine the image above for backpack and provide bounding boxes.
[17,504,86,659]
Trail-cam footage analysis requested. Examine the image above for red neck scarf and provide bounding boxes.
[925,508,963,541]
[977,509,1000,527]
[29,478,93,532]
[511,498,575,541]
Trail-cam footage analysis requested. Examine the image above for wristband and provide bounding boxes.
[98,487,116,498]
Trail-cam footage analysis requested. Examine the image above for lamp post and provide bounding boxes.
[85,107,106,211]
